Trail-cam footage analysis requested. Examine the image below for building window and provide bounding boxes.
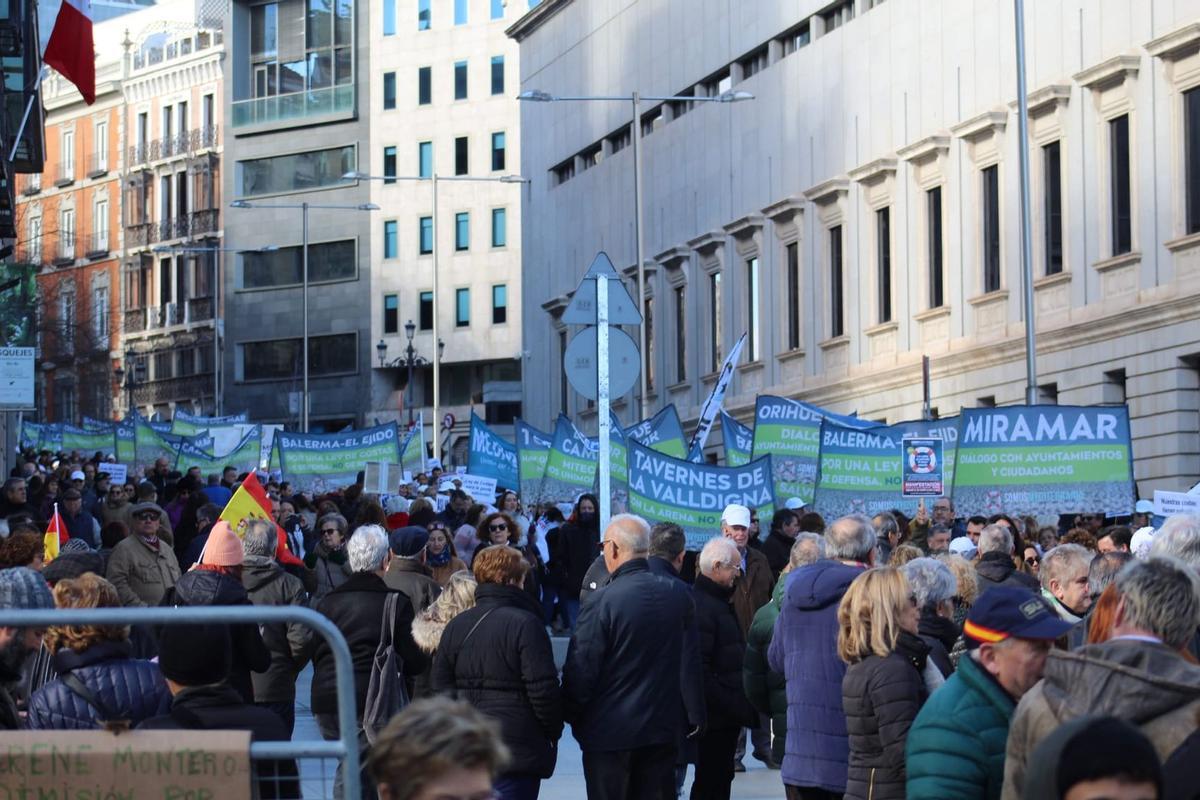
[242,239,356,288]
[785,242,800,350]
[240,333,357,380]
[492,284,506,324]
[419,217,433,254]
[93,198,108,251]
[829,225,844,337]
[491,207,506,247]
[491,132,505,171]
[454,0,467,24]
[780,22,810,56]
[202,94,214,131]
[384,220,398,258]
[1109,114,1132,256]
[491,0,503,18]
[644,296,654,390]
[822,0,854,31]
[383,146,396,183]
[384,294,398,334]
[92,284,109,345]
[94,121,108,171]
[383,71,396,109]
[239,145,355,197]
[1186,87,1200,235]
[418,141,432,178]
[1042,141,1063,274]
[417,0,430,30]
[709,271,722,372]
[746,257,760,361]
[454,61,468,100]
[62,130,74,179]
[383,0,395,35]
[418,66,431,105]
[674,285,686,382]
[982,164,1001,293]
[455,288,470,326]
[419,291,433,329]
[246,0,353,107]
[454,212,469,250]
[876,207,892,324]
[59,282,76,348]
[491,56,504,95]
[60,207,75,259]
[28,215,41,262]
[927,187,944,308]
[455,136,468,175]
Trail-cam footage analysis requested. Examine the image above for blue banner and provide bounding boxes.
[720,411,754,467]
[541,415,599,504]
[624,405,688,458]
[515,420,554,505]
[467,412,519,489]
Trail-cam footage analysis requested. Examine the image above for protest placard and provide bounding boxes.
[96,463,127,484]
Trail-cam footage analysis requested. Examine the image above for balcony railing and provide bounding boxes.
[125,222,157,248]
[85,231,110,258]
[53,235,77,265]
[86,153,109,178]
[130,373,214,406]
[123,308,146,334]
[53,164,76,187]
[231,85,354,129]
[21,175,41,196]
[190,208,219,235]
[186,296,213,323]
[192,124,219,150]
[128,143,149,166]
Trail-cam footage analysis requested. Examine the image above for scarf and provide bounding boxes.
[139,534,160,550]
[427,547,452,567]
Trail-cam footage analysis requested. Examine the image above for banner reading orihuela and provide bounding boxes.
[541,415,598,504]
[277,422,402,493]
[627,440,775,549]
[625,405,689,458]
[467,412,519,489]
[813,417,960,520]
[515,420,554,505]
[951,405,1135,517]
[720,411,754,467]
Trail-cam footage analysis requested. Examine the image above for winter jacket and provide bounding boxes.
[974,552,1039,596]
[767,559,867,792]
[906,651,1015,800]
[309,572,429,716]
[242,556,312,704]
[743,573,788,763]
[1163,726,1200,800]
[1002,638,1200,800]
[429,555,467,588]
[62,508,98,547]
[760,531,795,582]
[563,558,702,752]
[578,554,611,603]
[137,683,299,799]
[383,557,442,619]
[647,553,706,764]
[432,583,563,778]
[692,574,758,732]
[842,631,930,800]
[105,535,181,607]
[731,546,773,637]
[550,521,600,601]
[161,568,271,704]
[304,542,351,605]
[25,640,171,730]
[918,610,959,678]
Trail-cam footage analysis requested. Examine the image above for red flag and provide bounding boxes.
[43,0,96,105]
[43,503,69,562]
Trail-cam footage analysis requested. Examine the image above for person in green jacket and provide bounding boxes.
[742,532,826,766]
[905,586,1070,800]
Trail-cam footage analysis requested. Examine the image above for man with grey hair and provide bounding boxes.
[904,557,959,678]
[309,524,427,797]
[241,518,311,736]
[768,515,875,796]
[1002,557,1200,800]
[1066,550,1134,649]
[563,514,703,799]
[975,523,1039,595]
[1149,513,1200,568]
[1038,543,1094,625]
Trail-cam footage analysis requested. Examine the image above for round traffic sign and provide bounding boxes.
[563,327,641,401]
[442,413,456,430]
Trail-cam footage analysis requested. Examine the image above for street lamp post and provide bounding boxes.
[376,320,444,425]
[518,88,753,419]
[229,201,378,432]
[343,171,526,464]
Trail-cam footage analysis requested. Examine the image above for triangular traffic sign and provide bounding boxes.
[562,252,643,325]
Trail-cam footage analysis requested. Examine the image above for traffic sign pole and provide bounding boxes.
[597,275,611,536]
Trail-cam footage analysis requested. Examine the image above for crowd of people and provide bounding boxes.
[2,444,1200,800]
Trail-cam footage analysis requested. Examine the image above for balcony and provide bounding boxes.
[53,164,76,188]
[123,308,146,334]
[186,296,213,323]
[52,235,77,266]
[158,216,189,241]
[191,124,219,151]
[125,222,157,248]
[130,373,214,407]
[231,85,354,130]
[86,153,109,178]
[85,231,110,259]
[128,143,149,166]
[190,208,219,236]
[21,175,41,196]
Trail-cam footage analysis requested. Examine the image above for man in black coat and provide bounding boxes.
[691,537,759,800]
[563,514,703,800]
[974,524,1039,596]
[0,477,36,520]
[138,623,299,799]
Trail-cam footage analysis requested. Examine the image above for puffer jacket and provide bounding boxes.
[432,583,563,778]
[918,610,959,678]
[242,556,312,704]
[162,568,271,704]
[974,552,1039,595]
[842,631,930,800]
[743,573,788,763]
[767,559,867,793]
[25,640,171,730]
[692,574,758,732]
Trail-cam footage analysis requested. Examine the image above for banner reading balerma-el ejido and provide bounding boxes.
[277,422,402,493]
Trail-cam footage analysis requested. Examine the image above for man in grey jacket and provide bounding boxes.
[384,526,442,618]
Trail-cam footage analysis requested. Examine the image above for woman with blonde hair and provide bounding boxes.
[838,567,934,800]
[411,570,477,697]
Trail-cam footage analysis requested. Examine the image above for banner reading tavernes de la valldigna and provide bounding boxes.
[277,422,402,493]
[813,417,959,520]
[951,405,1135,517]
[627,440,775,549]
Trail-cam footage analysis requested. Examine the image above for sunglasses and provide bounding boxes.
[321,528,342,535]
[1025,556,1040,565]
[135,513,158,522]
[488,523,509,532]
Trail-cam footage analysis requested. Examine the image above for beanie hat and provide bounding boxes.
[158,623,231,686]
[0,567,54,610]
[198,521,244,567]
[60,538,93,554]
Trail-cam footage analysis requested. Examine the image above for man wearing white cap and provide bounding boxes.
[721,503,776,771]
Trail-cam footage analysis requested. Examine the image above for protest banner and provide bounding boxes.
[627,440,775,549]
[133,418,180,473]
[34,422,62,451]
[459,473,499,501]
[174,427,262,476]
[400,414,426,473]
[171,409,250,436]
[951,405,1135,517]
[720,410,754,467]
[541,415,598,503]
[115,421,135,466]
[625,404,688,458]
[17,419,46,449]
[82,415,112,430]
[61,424,116,456]
[812,417,957,519]
[96,463,127,484]
[751,395,881,509]
[1153,489,1200,517]
[276,422,402,493]
[0,730,252,800]
[601,412,630,513]
[687,332,747,460]
[515,420,554,505]
[467,412,519,488]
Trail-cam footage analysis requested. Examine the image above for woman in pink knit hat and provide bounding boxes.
[160,521,270,704]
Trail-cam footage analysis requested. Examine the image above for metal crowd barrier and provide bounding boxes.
[1,605,362,799]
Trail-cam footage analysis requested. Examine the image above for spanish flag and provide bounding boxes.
[43,503,68,562]
[218,472,303,567]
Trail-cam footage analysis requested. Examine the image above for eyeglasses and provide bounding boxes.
[321,528,342,535]
[1025,556,1040,565]
[488,523,509,532]
[135,513,158,522]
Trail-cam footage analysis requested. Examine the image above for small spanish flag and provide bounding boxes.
[43,503,68,562]
[218,473,303,567]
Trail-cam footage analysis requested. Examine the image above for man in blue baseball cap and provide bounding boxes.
[905,586,1072,799]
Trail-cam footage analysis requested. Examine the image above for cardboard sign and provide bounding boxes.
[902,437,945,498]
[1154,490,1200,517]
[364,461,405,495]
[0,730,251,799]
[97,463,128,485]
[458,474,499,502]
